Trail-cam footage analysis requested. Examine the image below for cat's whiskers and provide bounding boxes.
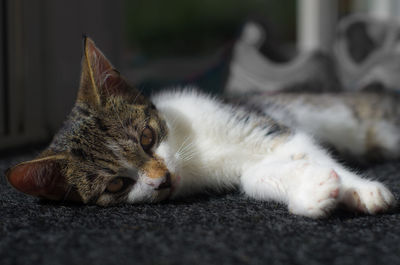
[179,144,196,161]
[176,139,198,163]
[175,136,191,155]
[175,139,197,162]
[168,116,179,130]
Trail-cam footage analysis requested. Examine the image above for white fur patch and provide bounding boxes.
[120,89,397,217]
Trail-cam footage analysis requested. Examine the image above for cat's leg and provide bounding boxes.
[241,132,396,218]
[334,168,396,214]
[289,135,397,215]
[293,133,396,215]
[241,157,342,218]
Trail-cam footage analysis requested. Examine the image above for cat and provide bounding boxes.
[5,37,396,218]
[230,90,400,163]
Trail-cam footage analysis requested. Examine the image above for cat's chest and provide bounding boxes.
[152,91,277,189]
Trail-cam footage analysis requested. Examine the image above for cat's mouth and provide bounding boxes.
[149,173,179,202]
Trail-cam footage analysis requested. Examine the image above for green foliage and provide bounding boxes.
[125,0,295,56]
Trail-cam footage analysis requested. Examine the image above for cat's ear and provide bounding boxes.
[5,155,81,202]
[77,37,147,107]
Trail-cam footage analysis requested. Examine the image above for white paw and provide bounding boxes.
[288,167,341,218]
[341,181,396,214]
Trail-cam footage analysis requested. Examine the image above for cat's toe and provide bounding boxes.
[342,181,396,214]
[288,168,341,218]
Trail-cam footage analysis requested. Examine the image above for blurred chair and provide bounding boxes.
[298,0,400,52]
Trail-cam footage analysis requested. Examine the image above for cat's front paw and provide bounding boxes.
[288,168,341,218]
[342,181,396,214]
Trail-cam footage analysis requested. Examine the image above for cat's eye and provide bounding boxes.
[140,127,155,150]
[105,177,131,193]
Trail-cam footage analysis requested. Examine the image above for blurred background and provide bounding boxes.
[0,0,399,151]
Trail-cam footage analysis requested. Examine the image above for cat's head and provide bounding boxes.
[5,37,174,206]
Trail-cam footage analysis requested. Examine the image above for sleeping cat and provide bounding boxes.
[5,37,396,218]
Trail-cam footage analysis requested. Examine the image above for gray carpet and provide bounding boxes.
[1,149,399,265]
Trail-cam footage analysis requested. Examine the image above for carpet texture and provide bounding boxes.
[0,150,399,265]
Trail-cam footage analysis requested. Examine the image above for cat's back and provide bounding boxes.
[151,89,237,130]
[151,89,223,117]
[151,88,289,149]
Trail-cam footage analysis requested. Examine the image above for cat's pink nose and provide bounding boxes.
[155,173,171,190]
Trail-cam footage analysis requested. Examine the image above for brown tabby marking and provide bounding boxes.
[143,157,169,179]
[5,37,168,205]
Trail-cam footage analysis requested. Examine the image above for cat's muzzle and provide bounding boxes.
[154,172,172,191]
